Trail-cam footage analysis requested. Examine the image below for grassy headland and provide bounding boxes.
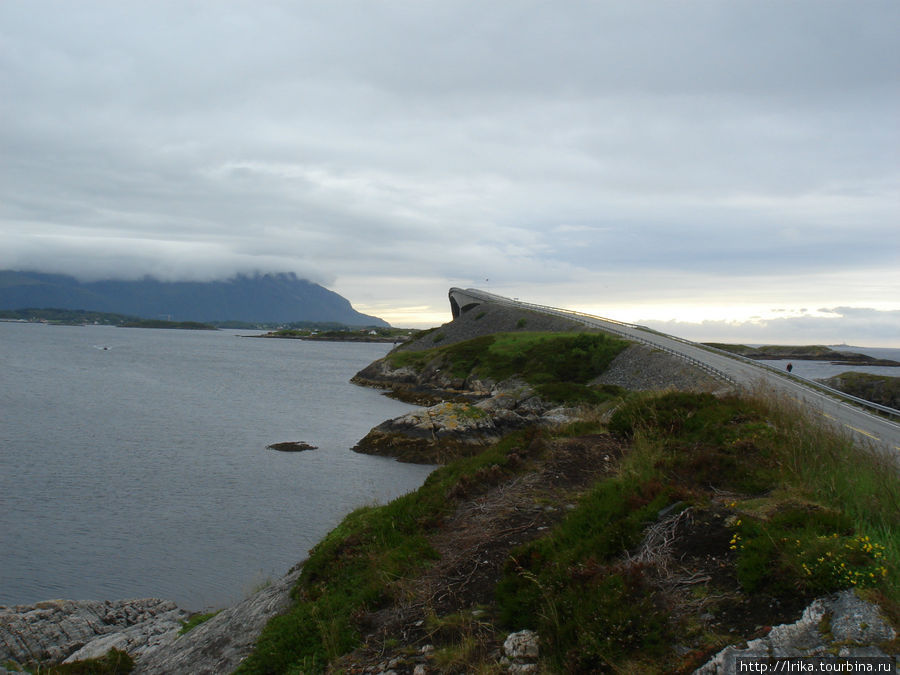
[236,331,899,673]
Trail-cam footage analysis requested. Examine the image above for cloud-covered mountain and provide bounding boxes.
[0,270,388,326]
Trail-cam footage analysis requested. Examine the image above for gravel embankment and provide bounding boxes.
[595,343,730,394]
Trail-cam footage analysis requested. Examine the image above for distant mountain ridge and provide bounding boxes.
[0,270,388,326]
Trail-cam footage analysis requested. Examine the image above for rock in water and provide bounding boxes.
[267,441,317,452]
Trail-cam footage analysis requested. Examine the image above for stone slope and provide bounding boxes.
[133,566,301,674]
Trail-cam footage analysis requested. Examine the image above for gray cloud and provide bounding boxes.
[1,1,897,339]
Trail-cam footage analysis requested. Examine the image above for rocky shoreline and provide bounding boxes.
[0,567,301,674]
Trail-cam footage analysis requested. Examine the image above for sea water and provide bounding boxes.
[0,322,432,610]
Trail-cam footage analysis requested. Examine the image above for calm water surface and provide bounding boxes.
[0,322,432,610]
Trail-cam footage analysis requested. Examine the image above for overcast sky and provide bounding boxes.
[2,2,898,344]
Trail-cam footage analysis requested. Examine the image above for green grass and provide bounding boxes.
[496,474,673,671]
[747,390,900,602]
[731,509,889,595]
[178,611,220,635]
[607,390,900,604]
[237,502,439,673]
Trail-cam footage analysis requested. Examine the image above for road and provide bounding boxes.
[453,288,900,458]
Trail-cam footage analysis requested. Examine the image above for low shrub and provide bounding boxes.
[731,505,889,595]
[496,476,672,670]
[608,392,783,493]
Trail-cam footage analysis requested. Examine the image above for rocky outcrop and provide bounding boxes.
[353,340,726,465]
[0,565,301,674]
[695,590,897,673]
[353,383,579,463]
[704,343,900,367]
[134,565,301,675]
[352,354,490,406]
[0,597,188,668]
[267,440,318,452]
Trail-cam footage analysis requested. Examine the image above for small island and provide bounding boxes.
[255,327,417,343]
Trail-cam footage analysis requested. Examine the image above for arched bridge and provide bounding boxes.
[448,287,900,458]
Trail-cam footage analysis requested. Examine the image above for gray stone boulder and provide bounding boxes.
[353,383,578,463]
[502,629,540,673]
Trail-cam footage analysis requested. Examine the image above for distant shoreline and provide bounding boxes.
[252,333,402,343]
[253,327,416,343]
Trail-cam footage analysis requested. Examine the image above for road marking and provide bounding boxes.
[845,424,880,441]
